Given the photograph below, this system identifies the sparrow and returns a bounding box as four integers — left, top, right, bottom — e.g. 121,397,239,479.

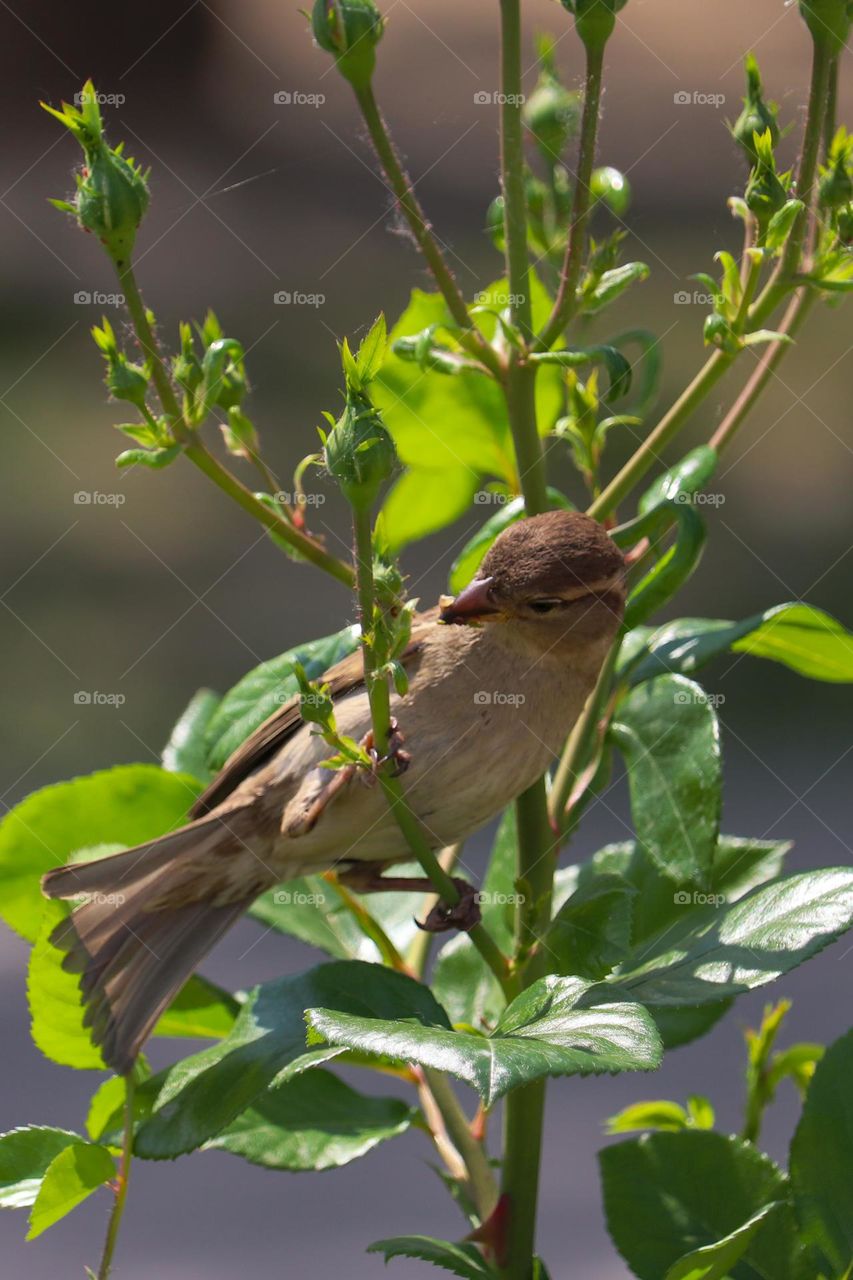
42,510,625,1074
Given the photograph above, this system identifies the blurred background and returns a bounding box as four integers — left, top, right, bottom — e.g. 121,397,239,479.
1,0,851,1275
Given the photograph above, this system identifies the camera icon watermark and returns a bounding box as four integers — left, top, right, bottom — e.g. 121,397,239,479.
474,90,526,106
475,890,526,906
474,290,526,308
473,490,510,505
673,490,726,507
73,290,125,307
75,89,125,107
273,90,325,107
673,889,726,907
73,691,127,707
273,490,326,507
674,290,717,306
73,491,126,506
673,90,726,109
673,689,725,708
474,690,526,707
273,889,326,906
273,290,326,307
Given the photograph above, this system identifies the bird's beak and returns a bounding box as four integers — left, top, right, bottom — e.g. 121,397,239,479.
439,577,500,625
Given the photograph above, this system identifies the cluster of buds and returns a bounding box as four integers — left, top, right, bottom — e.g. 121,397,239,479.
42,80,149,268
744,130,791,230
91,319,179,469
311,0,384,90
322,315,397,512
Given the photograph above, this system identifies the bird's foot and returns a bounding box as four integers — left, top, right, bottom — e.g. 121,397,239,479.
337,867,481,934
359,719,412,784
416,877,481,934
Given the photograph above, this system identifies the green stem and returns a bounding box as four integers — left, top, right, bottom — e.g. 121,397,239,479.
748,35,834,327
710,287,815,453
423,1067,499,1222
96,1074,135,1280
323,872,411,972
117,263,354,587
351,506,514,999
537,42,605,351
499,0,534,344
353,85,503,379
587,350,733,520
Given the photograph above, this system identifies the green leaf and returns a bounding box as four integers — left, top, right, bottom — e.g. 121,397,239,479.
626,603,853,686
609,675,721,884
638,446,718,515
600,1131,800,1280
381,466,478,553
447,489,574,594
606,1099,692,1134
356,313,388,382
732,603,853,682
0,1127,82,1209
205,1069,414,1171
617,868,853,1007
27,1142,115,1240
153,974,239,1040
307,975,662,1108
373,275,563,547
162,688,221,781
86,1078,128,1143
545,877,636,979
0,765,198,942
132,961,443,1159
790,1027,853,1274
624,502,707,629
115,444,181,470
367,1235,495,1278
664,1203,786,1280
583,262,650,313
204,625,360,770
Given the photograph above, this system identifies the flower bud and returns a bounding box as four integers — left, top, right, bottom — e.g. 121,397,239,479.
562,0,628,52
222,406,259,460
798,0,851,53
486,195,505,250
744,130,789,229
731,55,780,162
523,44,580,165
591,166,631,216
819,129,853,210
311,0,384,90
836,203,853,245
43,82,149,267
324,390,397,510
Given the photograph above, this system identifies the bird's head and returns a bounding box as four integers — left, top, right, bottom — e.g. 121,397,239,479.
439,510,625,643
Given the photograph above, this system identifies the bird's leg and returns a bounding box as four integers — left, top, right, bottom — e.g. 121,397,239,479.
337,864,482,933
359,718,412,784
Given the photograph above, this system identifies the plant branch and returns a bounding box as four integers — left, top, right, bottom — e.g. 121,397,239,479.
749,34,834,327
537,42,605,351
350,506,514,999
352,85,503,378
406,843,463,978
710,287,816,453
117,263,354,587
96,1074,135,1280
422,1067,499,1222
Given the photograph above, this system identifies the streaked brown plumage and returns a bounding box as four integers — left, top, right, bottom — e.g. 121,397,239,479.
42,511,625,1073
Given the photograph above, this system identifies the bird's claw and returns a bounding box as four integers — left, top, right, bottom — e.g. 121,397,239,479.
416,877,482,934
360,719,411,784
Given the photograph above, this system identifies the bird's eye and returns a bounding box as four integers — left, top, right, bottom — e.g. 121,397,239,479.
528,598,562,614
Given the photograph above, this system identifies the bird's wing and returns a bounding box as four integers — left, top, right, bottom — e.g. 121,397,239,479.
189,610,436,817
